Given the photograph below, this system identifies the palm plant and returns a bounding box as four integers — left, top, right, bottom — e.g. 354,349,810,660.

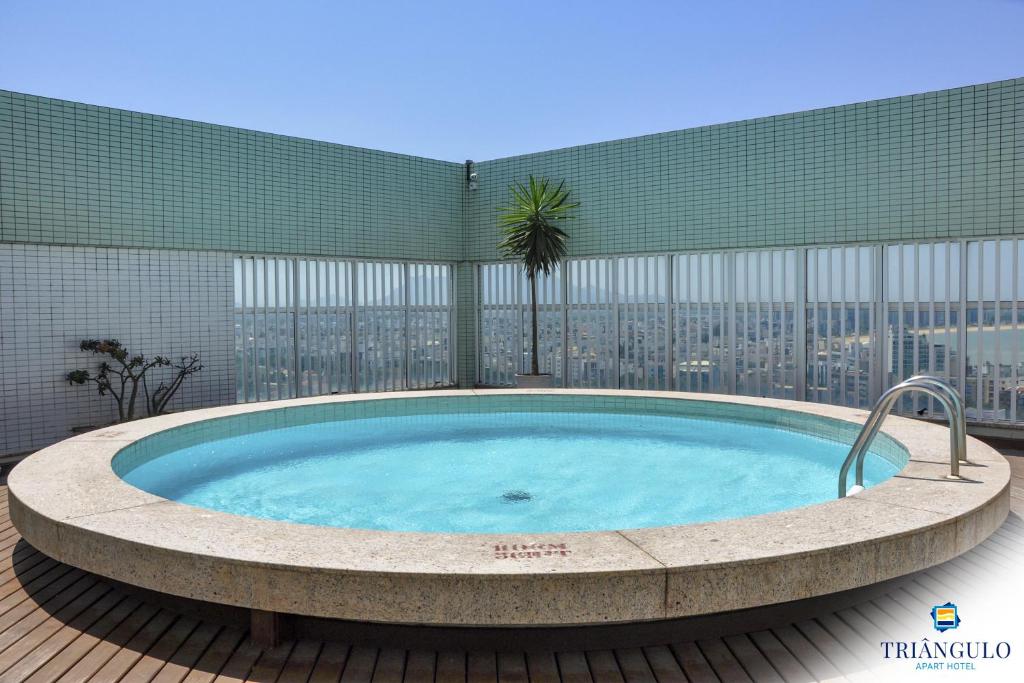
498,176,578,377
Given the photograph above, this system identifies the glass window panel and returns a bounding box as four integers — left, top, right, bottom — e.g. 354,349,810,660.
1018,241,1024,300
983,241,997,301
857,247,873,303
999,240,1014,301
236,257,452,400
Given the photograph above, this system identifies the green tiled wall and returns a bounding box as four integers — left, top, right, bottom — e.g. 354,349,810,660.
0,91,465,261
464,78,1024,261
3,79,1023,392
3,80,1021,263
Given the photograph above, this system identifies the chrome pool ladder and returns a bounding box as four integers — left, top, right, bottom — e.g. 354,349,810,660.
838,375,968,498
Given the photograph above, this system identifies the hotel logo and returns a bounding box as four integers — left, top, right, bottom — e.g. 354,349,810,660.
931,602,961,633
881,601,1012,672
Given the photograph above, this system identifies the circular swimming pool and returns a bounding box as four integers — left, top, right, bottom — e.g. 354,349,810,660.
117,410,900,533
8,389,1010,629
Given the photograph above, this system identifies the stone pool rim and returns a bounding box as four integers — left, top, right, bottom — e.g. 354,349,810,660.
8,389,1011,627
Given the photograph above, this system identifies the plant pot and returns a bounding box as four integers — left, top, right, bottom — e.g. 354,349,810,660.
514,373,554,389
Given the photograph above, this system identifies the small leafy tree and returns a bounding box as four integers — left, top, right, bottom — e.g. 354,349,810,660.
66,340,203,422
498,176,578,375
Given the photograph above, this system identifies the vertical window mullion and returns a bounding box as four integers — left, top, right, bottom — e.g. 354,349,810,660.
839,249,847,406
853,248,861,407
1011,240,1020,424
239,258,248,402
994,242,1003,420
251,257,260,401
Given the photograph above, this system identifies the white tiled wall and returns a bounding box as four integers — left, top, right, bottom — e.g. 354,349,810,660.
0,244,235,455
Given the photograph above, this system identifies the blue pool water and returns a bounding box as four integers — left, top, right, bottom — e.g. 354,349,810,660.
119,412,900,533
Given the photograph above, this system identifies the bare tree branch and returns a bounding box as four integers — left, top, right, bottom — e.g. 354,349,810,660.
67,340,202,422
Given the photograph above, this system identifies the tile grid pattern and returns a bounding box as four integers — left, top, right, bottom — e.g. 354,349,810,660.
464,77,1024,260
0,91,465,260
0,244,235,454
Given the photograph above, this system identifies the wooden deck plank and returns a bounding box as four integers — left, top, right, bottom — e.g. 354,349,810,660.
84,610,178,681
958,533,1022,567
119,616,201,682
583,651,624,683
340,646,379,683
747,630,813,683
0,579,109,661
770,625,848,682
0,590,129,682
884,587,932,620
497,652,529,683
434,651,465,683
0,557,64,604
242,640,295,683
668,642,716,683
0,554,43,590
274,640,323,683
721,634,784,683
524,652,560,683
0,536,24,556
306,641,349,683
0,565,82,622
909,569,971,608
942,548,999,582
0,547,48,585
467,651,497,683
610,648,655,683
833,607,889,658
847,601,905,638
865,594,917,631
915,559,961,594
638,646,685,683
0,539,39,562
370,648,406,683
402,650,435,683
178,628,248,683
22,596,144,683
697,639,752,683
811,615,876,670
894,580,942,613
0,528,21,546
553,652,592,683
0,553,51,593
52,603,162,682
207,638,263,683
150,622,224,683
792,621,873,683
974,533,1023,563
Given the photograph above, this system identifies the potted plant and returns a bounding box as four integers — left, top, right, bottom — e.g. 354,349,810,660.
497,175,578,388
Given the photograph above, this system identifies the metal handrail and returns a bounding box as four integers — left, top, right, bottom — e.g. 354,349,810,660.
838,375,968,498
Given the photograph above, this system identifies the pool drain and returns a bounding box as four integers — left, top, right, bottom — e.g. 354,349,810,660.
501,489,532,503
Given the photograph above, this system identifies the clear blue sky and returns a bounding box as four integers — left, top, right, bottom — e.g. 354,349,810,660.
2,1,1022,162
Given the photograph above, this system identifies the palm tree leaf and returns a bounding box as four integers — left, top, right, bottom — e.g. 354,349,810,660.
496,174,576,275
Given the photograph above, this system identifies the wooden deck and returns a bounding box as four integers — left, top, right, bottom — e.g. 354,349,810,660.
0,453,1020,683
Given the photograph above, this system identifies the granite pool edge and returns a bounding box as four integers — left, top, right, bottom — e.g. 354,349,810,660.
8,389,1011,626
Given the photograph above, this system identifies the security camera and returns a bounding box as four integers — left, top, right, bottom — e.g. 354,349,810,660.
469,172,479,181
